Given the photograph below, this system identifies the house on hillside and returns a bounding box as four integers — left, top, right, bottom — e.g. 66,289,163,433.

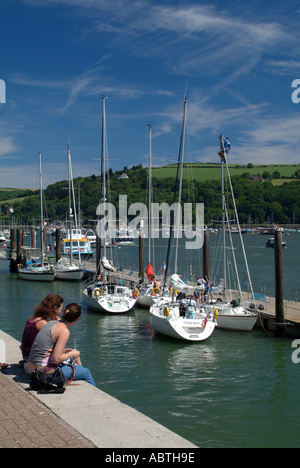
250,175,263,182
118,173,129,180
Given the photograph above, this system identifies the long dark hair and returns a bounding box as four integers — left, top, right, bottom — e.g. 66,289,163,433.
34,294,64,319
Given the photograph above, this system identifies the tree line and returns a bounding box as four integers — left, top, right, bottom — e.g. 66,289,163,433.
4,165,300,226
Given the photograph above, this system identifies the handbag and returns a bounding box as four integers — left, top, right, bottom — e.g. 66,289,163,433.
30,364,71,394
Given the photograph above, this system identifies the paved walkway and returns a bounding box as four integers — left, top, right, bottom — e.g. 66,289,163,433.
0,370,95,448
0,330,197,449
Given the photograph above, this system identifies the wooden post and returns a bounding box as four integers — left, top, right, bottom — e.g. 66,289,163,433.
56,228,61,262
203,229,210,280
16,229,22,265
31,227,35,248
10,228,16,273
274,229,285,337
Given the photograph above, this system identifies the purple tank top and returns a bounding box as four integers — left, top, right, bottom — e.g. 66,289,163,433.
21,318,44,354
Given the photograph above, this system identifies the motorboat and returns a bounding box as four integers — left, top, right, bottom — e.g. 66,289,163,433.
266,237,287,249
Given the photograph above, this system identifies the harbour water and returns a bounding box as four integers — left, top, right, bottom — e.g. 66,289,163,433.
0,231,300,447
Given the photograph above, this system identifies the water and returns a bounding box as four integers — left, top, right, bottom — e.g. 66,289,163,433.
1,232,300,447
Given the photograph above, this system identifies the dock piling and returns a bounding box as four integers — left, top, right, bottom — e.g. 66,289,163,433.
274,229,285,337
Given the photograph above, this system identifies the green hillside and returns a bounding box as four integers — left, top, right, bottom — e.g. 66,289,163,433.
152,163,300,183
1,162,300,226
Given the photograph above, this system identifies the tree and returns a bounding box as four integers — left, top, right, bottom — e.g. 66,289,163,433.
272,171,281,179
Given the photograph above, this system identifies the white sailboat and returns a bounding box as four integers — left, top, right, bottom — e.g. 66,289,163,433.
150,98,217,341
83,96,136,313
54,145,84,281
136,124,165,308
19,152,55,282
202,135,257,332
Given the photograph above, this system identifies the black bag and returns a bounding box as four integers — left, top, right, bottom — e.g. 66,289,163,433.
30,365,68,394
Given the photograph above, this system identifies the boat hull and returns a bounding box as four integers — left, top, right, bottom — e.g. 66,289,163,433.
83,288,136,313
55,269,84,281
149,303,216,341
215,314,258,332
203,304,257,331
19,269,55,282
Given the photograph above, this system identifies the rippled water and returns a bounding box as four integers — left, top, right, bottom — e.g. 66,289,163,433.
1,232,300,447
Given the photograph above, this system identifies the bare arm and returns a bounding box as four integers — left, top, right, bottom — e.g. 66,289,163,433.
51,324,80,363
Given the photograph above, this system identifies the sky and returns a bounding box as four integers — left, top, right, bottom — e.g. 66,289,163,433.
1,0,300,189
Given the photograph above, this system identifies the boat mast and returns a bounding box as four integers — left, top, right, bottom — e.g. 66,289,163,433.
148,123,152,266
219,134,227,294
174,98,187,274
39,152,44,267
163,97,187,292
102,95,107,279
67,144,73,264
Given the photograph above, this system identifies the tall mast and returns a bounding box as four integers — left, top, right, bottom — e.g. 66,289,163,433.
219,134,227,293
67,144,73,263
174,98,187,275
163,97,187,291
148,123,152,265
39,151,44,266
102,95,107,267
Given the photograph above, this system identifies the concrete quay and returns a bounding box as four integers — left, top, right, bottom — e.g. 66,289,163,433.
0,330,197,449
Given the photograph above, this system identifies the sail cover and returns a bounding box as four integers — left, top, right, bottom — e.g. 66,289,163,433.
146,263,154,280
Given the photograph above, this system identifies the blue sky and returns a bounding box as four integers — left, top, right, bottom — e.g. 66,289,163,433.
1,0,300,188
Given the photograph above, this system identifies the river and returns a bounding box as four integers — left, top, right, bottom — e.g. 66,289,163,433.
0,231,299,447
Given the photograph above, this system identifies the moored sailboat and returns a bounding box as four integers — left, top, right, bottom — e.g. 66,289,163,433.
149,98,217,341
19,152,55,282
82,96,136,313
202,135,257,331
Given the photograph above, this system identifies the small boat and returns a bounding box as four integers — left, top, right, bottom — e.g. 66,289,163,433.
83,278,136,313
266,238,287,249
203,303,257,332
19,153,55,282
19,261,55,282
54,258,84,281
150,98,216,342
54,145,85,281
150,299,217,341
82,96,136,313
200,134,257,331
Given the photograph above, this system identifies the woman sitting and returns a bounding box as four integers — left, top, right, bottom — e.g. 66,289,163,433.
20,294,64,373
28,303,96,387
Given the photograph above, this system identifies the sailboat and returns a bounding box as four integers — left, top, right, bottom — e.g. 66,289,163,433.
202,135,257,332
19,152,55,282
149,99,217,341
54,145,84,281
83,96,136,313
136,124,165,308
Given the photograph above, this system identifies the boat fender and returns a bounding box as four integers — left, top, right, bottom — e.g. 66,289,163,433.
214,309,218,320
94,288,103,298
164,306,170,317
132,288,139,299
